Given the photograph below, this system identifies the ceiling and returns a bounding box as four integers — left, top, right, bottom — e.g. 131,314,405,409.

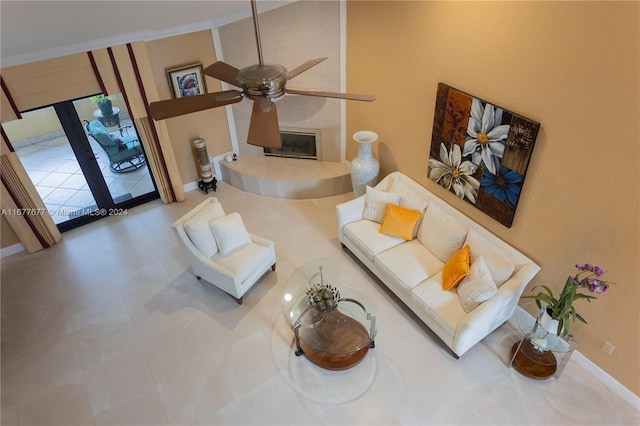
0,1,291,65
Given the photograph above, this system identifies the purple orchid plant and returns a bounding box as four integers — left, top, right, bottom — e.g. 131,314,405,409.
522,263,614,336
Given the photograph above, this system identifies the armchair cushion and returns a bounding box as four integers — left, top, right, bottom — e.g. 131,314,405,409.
183,201,226,258
215,242,273,283
209,212,252,255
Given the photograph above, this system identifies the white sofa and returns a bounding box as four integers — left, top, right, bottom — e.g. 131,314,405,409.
336,172,540,357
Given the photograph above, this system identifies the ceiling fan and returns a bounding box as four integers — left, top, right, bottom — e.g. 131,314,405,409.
149,0,375,149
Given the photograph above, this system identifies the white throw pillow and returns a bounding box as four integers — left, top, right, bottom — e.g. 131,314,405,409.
417,203,467,262
457,256,498,313
183,201,226,258
388,178,429,213
209,212,252,256
464,228,515,286
363,186,402,223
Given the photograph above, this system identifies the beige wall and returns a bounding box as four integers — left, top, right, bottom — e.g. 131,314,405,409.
1,217,20,248
347,1,639,395
2,107,60,141
146,31,233,185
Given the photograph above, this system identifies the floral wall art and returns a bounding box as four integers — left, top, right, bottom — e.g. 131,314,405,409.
428,83,540,227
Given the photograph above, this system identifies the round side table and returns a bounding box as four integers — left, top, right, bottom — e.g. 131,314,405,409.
93,106,121,127
509,305,582,380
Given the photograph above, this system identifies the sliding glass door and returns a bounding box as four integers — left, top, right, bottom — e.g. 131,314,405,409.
1,93,159,231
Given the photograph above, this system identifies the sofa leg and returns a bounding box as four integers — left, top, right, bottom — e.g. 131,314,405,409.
233,296,243,305
271,263,276,272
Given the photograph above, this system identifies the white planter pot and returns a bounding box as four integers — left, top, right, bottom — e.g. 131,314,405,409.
539,310,559,335
350,131,380,197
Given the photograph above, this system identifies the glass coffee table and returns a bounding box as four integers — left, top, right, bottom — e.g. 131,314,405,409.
283,258,377,370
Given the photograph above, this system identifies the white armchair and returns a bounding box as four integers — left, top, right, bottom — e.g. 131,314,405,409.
172,198,276,304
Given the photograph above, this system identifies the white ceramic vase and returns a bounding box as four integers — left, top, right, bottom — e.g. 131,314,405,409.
350,131,380,197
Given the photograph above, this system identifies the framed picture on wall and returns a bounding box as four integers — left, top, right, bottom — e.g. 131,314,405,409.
428,83,540,228
166,63,207,98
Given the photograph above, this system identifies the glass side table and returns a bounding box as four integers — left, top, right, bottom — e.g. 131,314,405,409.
283,258,377,370
509,304,582,380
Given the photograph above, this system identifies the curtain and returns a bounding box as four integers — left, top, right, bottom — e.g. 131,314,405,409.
1,53,101,115
90,43,185,203
1,139,61,253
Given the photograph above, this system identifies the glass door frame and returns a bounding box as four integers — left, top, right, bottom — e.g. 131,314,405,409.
5,96,160,232
57,97,160,231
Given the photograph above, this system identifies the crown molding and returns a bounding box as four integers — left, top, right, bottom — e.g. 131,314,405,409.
1,30,151,68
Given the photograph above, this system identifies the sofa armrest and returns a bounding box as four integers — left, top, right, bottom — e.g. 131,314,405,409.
336,195,366,242
452,263,540,356
492,263,540,318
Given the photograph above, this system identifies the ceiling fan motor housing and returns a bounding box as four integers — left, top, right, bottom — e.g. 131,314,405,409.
238,64,288,101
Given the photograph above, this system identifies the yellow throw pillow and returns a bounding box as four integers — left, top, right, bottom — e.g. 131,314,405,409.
378,203,423,241
442,245,470,291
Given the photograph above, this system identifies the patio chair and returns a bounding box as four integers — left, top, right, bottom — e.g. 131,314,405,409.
84,120,146,173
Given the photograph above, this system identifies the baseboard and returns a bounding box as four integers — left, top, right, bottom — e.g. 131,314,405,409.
0,243,25,258
183,181,199,193
511,306,639,409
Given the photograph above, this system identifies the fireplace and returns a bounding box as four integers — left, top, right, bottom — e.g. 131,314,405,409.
263,128,320,160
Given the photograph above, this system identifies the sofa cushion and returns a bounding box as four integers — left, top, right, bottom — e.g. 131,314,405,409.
418,203,468,262
388,178,430,213
214,243,272,283
464,228,515,286
343,220,405,261
364,186,402,223
457,256,498,313
411,273,467,337
374,240,445,291
183,200,226,258
209,212,252,256
442,245,470,291
379,203,423,241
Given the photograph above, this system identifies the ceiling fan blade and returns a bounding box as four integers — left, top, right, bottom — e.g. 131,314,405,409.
285,88,375,102
203,61,241,87
247,98,281,148
149,90,242,120
214,90,244,102
287,57,328,80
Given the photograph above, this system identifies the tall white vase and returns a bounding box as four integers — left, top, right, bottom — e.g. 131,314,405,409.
350,131,380,197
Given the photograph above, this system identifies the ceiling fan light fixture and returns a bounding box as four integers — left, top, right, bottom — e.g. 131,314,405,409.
238,64,288,101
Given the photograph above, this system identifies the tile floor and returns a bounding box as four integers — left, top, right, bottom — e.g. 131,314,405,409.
12,121,155,224
1,182,639,425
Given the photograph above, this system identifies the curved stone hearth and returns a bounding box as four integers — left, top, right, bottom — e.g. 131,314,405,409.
220,156,353,199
